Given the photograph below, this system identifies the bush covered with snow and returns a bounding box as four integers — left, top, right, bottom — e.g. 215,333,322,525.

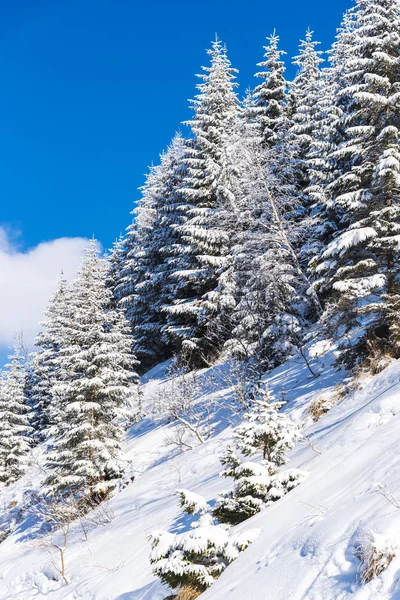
355,528,397,585
149,490,259,596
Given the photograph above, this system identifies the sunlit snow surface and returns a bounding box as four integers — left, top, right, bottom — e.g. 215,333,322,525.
1,347,400,599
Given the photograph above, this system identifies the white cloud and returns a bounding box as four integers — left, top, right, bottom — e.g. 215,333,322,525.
0,229,93,352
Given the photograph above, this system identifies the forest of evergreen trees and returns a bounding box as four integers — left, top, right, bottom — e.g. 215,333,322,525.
0,0,399,504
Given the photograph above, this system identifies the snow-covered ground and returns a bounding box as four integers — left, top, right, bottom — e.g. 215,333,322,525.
2,344,400,599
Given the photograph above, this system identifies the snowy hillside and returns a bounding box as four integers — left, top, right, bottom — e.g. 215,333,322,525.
2,343,400,599
1,0,400,598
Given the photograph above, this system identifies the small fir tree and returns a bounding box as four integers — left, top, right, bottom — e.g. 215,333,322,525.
213,384,305,524
149,489,258,597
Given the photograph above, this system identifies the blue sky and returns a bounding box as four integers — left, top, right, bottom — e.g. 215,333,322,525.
0,0,351,361
1,0,350,252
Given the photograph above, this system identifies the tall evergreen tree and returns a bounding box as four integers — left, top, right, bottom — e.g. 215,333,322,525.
315,0,400,364
305,69,342,238
286,30,325,226
107,235,127,310
251,32,290,149
31,274,72,437
0,348,31,485
115,134,187,371
45,241,140,497
164,38,240,365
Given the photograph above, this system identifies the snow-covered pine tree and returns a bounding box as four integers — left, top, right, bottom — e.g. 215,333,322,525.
306,11,358,282
284,30,326,265
251,31,290,149
213,384,305,524
113,220,148,365
0,348,31,486
287,29,324,168
127,135,187,370
31,273,72,438
329,7,358,97
149,489,258,597
107,235,127,310
111,134,188,372
164,37,240,366
244,34,295,226
234,385,301,463
304,67,342,260
315,0,400,366
45,241,140,498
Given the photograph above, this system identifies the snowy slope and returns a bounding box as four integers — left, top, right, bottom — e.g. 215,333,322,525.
204,361,400,600
1,346,400,599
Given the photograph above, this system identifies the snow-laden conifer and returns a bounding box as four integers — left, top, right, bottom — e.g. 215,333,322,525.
107,235,127,310
164,38,240,366
214,385,305,524
285,30,325,265
149,489,258,596
45,241,140,498
315,0,400,364
113,134,187,371
0,348,31,485
31,274,72,437
251,32,290,149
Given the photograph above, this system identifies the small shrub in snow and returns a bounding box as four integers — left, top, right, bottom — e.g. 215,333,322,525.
29,494,84,585
149,490,258,597
175,583,201,600
153,369,214,449
216,358,262,411
214,385,305,524
355,529,396,585
165,584,202,600
308,392,338,422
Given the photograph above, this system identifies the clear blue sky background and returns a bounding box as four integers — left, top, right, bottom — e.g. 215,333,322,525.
0,0,351,252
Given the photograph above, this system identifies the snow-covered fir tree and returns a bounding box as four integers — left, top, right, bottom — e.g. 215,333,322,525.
285,30,325,264
213,384,305,524
107,235,127,310
115,134,187,371
315,0,400,366
245,33,295,226
304,67,342,259
149,489,258,596
329,7,358,97
251,31,290,150
164,37,240,366
306,12,358,281
31,273,72,438
45,241,140,498
234,385,300,463
288,29,325,166
0,348,31,486
113,220,148,368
